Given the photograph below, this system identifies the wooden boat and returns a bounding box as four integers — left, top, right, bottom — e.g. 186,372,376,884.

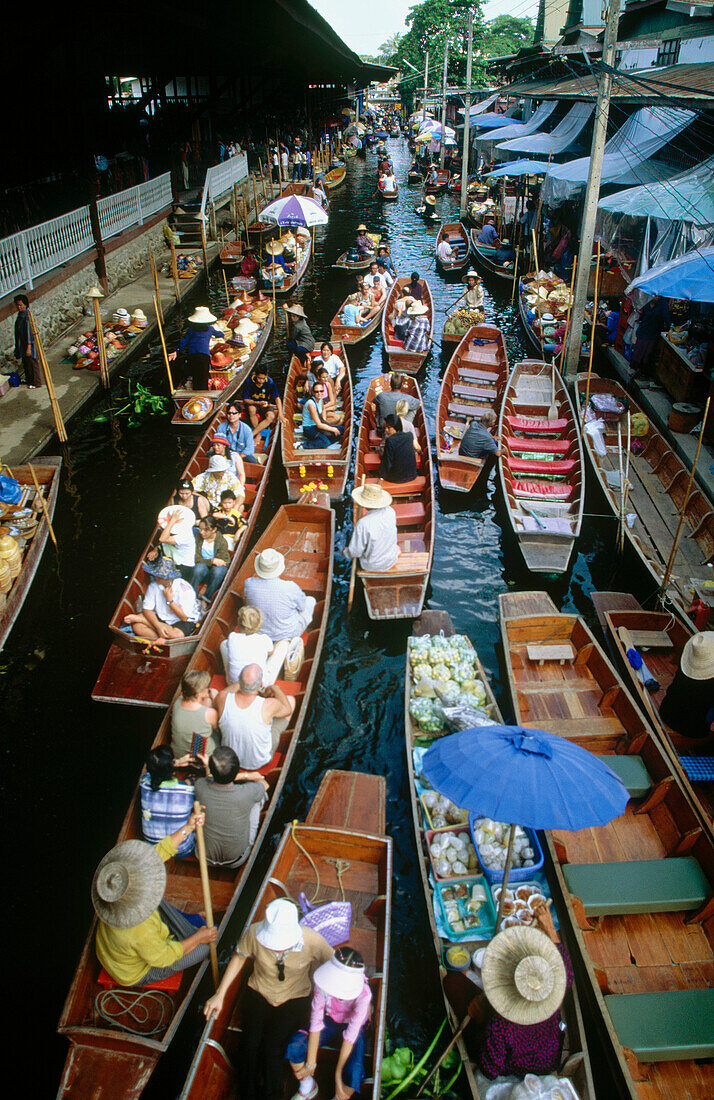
170,295,274,426
382,276,434,374
352,375,434,619
280,182,315,199
330,276,392,345
270,229,312,297
407,167,424,184
180,769,391,1099
577,374,714,614
436,222,470,274
324,164,346,191
470,229,515,285
498,360,584,574
0,456,61,651
378,180,399,201
500,590,714,1100
92,415,279,708
58,503,334,1099
333,234,382,271
436,325,508,493
517,278,549,355
424,169,449,195
281,347,353,501
218,241,244,267
406,609,595,1100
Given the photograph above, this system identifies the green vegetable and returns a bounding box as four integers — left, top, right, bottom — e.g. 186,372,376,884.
393,1047,413,1068
384,1019,447,1099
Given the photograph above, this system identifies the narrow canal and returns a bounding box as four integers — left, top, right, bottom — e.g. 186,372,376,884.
5,137,658,1094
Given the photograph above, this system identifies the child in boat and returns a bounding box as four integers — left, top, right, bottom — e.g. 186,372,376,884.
212,489,245,552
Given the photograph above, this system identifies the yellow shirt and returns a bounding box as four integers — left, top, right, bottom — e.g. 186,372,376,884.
95,836,183,986
238,923,333,1007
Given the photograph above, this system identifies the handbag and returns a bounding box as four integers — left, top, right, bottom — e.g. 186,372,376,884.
298,891,352,947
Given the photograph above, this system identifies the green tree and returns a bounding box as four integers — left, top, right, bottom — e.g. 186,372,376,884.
393,0,488,101
480,15,534,59
379,32,404,61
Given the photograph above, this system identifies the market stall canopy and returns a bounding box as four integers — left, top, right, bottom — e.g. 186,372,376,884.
597,155,714,226
542,107,696,206
458,93,499,117
626,246,714,302
474,101,557,146
486,159,552,178
469,103,522,129
497,102,594,156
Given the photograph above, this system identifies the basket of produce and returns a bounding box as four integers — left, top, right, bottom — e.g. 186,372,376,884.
469,815,544,884
426,826,480,881
443,308,484,336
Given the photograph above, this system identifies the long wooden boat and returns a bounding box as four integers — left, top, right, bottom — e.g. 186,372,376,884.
170,295,274,426
270,229,312,297
436,325,508,493
382,276,434,374
406,609,595,1100
0,456,61,651
180,769,391,1099
577,374,714,614
500,590,714,1100
424,169,449,195
280,182,315,199
323,165,346,191
436,222,470,274
407,167,424,184
378,180,399,201
218,241,244,267
353,375,434,619
517,279,549,355
498,360,584,574
58,503,334,1099
281,347,353,501
91,415,279,708
332,234,382,271
330,285,389,345
470,230,515,284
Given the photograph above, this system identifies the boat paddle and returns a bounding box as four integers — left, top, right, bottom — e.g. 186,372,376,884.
347,475,365,613
193,799,220,989
416,995,483,1096
618,626,660,692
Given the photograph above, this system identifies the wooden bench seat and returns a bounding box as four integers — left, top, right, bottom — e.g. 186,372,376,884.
453,383,496,402
563,857,709,916
366,476,427,495
526,716,625,737
597,754,652,799
364,453,381,471
392,501,427,524
458,366,500,383
604,989,714,1062
360,550,430,576
449,400,493,418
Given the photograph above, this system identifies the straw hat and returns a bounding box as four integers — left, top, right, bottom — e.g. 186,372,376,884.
92,840,166,929
425,196,436,206
283,303,307,319
255,899,302,951
462,270,482,284
484,198,496,207
265,240,285,255
681,632,714,680
254,548,286,579
131,309,147,324
188,306,217,324
481,926,567,1026
356,224,368,231
235,317,259,337
314,954,365,1000
352,482,392,509
408,302,428,316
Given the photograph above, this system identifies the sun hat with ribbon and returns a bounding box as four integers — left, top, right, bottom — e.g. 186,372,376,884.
352,482,392,509
681,632,714,680
462,270,482,284
313,951,365,1001
142,556,181,581
254,548,286,579
188,306,217,325
408,302,429,316
255,898,303,951
207,455,232,474
92,840,167,929
481,925,567,1026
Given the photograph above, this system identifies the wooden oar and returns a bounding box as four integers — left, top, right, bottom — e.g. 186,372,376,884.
28,462,57,550
416,996,483,1096
347,474,365,613
658,396,711,606
193,800,219,989
547,366,557,421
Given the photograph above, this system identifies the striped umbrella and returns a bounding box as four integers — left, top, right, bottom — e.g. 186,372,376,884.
259,194,328,229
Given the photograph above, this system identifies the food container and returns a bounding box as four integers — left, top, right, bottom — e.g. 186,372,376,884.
426,826,479,881
491,882,559,930
469,814,544,884
669,402,701,434
419,791,468,831
443,943,471,970
436,875,497,943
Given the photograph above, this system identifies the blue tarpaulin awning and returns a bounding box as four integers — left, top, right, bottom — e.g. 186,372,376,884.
626,246,714,301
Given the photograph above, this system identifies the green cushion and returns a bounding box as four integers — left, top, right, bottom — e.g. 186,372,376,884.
563,858,709,916
597,754,652,799
604,989,714,1062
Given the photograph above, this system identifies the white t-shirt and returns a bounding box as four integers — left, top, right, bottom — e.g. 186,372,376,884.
142,578,199,625
224,631,272,684
320,354,344,380
163,525,196,568
281,151,288,167
437,239,455,262
363,273,389,292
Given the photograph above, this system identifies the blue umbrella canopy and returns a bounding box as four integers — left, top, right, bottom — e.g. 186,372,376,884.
422,725,629,832
626,246,714,303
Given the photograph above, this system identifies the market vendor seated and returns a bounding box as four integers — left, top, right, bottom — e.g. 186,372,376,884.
376,245,395,275
476,217,500,249
92,812,217,988
343,482,399,573
238,248,259,278
460,270,484,312
659,631,714,741
241,367,283,440
355,224,375,257
124,557,201,641
302,381,344,448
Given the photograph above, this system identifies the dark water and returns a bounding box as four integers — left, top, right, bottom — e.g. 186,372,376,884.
6,139,658,1094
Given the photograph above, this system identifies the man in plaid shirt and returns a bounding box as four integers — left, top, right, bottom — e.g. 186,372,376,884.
403,301,430,354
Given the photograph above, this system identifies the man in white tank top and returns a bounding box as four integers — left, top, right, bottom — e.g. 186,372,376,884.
216,664,295,770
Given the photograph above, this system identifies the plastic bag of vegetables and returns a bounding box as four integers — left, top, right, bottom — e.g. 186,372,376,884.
438,702,495,731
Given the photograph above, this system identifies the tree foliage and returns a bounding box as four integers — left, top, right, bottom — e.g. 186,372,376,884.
479,15,535,59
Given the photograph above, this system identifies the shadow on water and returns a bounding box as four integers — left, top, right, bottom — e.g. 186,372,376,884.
5,137,644,1093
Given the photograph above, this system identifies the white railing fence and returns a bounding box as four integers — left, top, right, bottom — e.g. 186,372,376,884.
0,172,173,298
200,154,249,221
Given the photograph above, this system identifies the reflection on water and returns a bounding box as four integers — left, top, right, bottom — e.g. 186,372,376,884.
5,137,659,1094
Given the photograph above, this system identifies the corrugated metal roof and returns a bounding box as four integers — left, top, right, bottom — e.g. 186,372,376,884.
502,61,714,104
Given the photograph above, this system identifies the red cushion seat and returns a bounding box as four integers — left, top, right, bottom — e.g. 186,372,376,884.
505,437,571,456
511,480,575,500
505,416,568,435
506,457,576,477
97,968,182,992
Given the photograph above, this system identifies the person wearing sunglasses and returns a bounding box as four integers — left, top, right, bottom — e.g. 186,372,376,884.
203,898,332,1100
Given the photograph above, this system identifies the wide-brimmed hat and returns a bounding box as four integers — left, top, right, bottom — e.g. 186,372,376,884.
255,548,286,579
235,318,259,337
265,240,284,255
131,309,147,322
484,198,496,207
352,482,392,509
425,195,436,205
314,954,365,1000
462,270,482,284
408,302,428,316
255,898,302,951
157,504,196,534
681,632,714,680
283,303,307,319
482,926,567,1026
92,840,166,929
541,313,555,323
188,306,217,324
142,556,181,581
356,223,368,231
207,454,232,474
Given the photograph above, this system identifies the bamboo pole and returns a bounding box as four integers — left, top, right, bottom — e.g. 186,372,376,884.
27,313,67,443
233,182,240,236
511,247,520,304
559,254,578,368
153,293,174,393
222,268,230,307
92,296,110,390
658,396,711,605
241,182,249,237
168,237,181,303
618,411,632,554
200,220,210,282
252,173,260,227
28,461,58,549
580,243,601,428
149,251,163,324
193,800,219,989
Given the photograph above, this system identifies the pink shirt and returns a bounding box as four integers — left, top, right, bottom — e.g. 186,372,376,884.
309,979,372,1044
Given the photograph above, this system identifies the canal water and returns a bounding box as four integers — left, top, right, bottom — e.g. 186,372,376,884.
6,138,659,1094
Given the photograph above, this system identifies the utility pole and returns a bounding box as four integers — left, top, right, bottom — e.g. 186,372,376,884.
422,51,429,124
564,0,622,379
460,13,473,217
439,43,449,168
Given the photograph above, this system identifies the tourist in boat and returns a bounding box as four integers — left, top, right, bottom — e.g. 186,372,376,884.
123,557,201,641
392,294,415,343
395,399,421,454
459,412,501,459
308,367,341,422
341,293,370,328
363,280,387,321
92,812,217,987
287,947,372,1100
220,605,290,687
192,454,245,510
284,302,316,365
313,177,328,209
211,432,246,484
194,746,268,867
380,414,418,483
476,217,500,249
404,301,431,354
406,271,424,301
317,341,347,388
153,505,199,580
302,382,344,449
216,663,295,770
355,224,375,258
212,489,245,551
436,236,455,265
493,238,516,267
139,746,197,855
381,169,397,194
244,547,317,642
191,516,231,603
659,631,714,740
374,372,418,426
170,670,220,759
426,165,439,187
343,482,399,572
203,898,333,1100
241,367,283,440
363,260,387,292
216,401,258,465
377,245,395,275
168,307,223,391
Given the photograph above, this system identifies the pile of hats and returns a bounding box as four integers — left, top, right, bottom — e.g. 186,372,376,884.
0,530,22,593
66,306,150,371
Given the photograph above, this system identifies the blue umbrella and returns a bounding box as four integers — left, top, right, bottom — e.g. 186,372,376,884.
626,246,714,303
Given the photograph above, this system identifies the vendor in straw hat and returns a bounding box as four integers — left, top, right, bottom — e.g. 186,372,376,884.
92,814,217,987
459,270,484,312
343,482,399,573
355,224,375,257
284,301,316,366
203,898,333,1100
660,631,714,741
244,548,317,643
261,240,290,290
169,306,223,390
476,215,501,250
